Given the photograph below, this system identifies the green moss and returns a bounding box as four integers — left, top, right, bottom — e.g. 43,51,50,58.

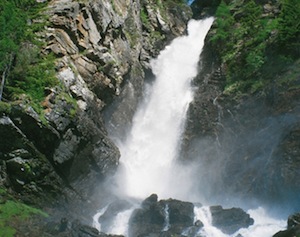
56,92,78,118
278,59,300,88
0,187,48,237
0,101,11,115
140,8,151,30
1,1,59,124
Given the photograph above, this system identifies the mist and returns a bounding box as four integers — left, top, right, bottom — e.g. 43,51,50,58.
183,98,300,216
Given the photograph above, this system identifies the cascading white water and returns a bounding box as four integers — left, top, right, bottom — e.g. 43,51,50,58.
93,17,286,237
93,17,214,235
115,17,215,200
193,206,286,237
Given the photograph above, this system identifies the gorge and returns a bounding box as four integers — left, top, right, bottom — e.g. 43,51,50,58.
0,0,299,236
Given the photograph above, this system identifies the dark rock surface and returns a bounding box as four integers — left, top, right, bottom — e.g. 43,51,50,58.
98,199,133,233
127,195,253,237
129,194,195,237
0,0,192,222
42,217,124,237
273,212,300,237
181,1,300,209
210,205,254,234
190,0,221,18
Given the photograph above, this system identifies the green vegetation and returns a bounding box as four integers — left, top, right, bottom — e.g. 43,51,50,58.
164,0,186,7
0,187,48,237
0,101,11,115
56,92,78,117
0,0,58,117
277,0,300,57
210,0,300,94
140,8,151,30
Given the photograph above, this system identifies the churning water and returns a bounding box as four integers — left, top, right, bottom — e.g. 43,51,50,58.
93,18,286,237
115,18,215,201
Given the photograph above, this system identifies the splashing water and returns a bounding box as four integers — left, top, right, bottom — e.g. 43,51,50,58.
93,17,286,237
115,17,215,201
193,206,286,237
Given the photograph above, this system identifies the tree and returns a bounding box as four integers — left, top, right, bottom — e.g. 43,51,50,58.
0,1,26,100
277,0,300,57
210,1,234,52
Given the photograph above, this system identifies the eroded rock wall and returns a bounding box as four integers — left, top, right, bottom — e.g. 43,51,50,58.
0,0,192,212
182,1,300,210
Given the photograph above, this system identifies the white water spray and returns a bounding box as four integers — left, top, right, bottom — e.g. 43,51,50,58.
115,17,214,200
193,206,286,237
93,17,286,237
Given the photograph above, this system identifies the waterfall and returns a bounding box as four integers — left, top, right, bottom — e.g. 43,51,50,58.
163,204,170,231
114,17,215,200
93,17,286,237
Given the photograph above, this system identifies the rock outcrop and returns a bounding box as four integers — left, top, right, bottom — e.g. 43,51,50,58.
128,194,195,236
210,205,254,235
273,212,300,237
182,0,300,210
0,0,192,220
127,194,253,237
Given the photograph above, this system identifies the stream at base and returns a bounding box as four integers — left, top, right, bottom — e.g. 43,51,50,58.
93,18,286,237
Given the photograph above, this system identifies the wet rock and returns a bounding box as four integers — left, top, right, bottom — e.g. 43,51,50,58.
190,0,220,18
99,199,132,233
182,5,300,208
160,198,194,231
288,213,300,228
141,193,158,209
273,212,300,237
210,205,254,234
129,195,195,237
273,226,300,237
44,218,124,237
129,195,165,237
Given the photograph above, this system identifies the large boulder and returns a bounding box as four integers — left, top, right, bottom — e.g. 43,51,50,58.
43,217,124,237
98,199,133,233
210,205,254,234
0,115,64,206
273,212,300,237
128,194,195,237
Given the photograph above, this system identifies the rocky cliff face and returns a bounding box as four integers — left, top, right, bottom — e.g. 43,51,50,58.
0,0,191,216
182,0,300,211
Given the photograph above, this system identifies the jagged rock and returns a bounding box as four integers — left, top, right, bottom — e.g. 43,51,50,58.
1,0,194,231
129,194,165,237
44,218,124,237
99,199,133,233
0,116,29,155
182,0,300,209
288,213,300,229
129,195,195,237
160,199,194,231
273,212,300,237
210,205,254,234
273,226,300,237
0,115,64,205
10,104,60,156
190,0,220,18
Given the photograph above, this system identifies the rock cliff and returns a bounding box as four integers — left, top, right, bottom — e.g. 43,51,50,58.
182,0,300,211
1,0,300,235
0,0,191,220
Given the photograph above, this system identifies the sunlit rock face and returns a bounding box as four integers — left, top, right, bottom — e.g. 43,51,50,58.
42,0,191,197
0,0,192,215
